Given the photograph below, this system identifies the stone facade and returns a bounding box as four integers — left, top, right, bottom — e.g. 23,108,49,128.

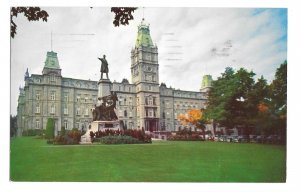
16,19,212,136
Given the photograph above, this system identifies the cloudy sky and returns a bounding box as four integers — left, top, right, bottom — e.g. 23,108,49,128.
10,7,287,115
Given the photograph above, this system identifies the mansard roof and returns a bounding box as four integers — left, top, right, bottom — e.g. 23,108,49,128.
135,19,154,48
44,51,60,69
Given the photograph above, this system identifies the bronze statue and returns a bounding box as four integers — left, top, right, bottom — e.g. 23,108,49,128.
92,91,118,121
98,55,109,79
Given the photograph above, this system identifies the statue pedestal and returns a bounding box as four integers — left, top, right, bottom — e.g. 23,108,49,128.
80,120,123,144
90,120,122,131
98,79,112,99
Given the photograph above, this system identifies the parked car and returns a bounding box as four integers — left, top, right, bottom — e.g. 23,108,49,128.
238,135,250,143
232,136,239,143
249,135,257,143
255,135,266,143
266,135,282,144
226,135,236,142
218,135,226,142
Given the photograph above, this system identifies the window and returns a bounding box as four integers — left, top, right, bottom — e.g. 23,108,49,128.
148,97,153,105
64,121,68,129
124,98,127,105
85,108,89,116
76,107,81,115
76,96,80,102
50,104,55,114
64,105,68,115
50,75,56,82
84,97,88,103
148,85,152,91
129,111,132,117
35,104,40,113
129,87,131,92
35,93,40,100
148,108,153,117
35,120,40,129
162,112,165,119
124,110,127,117
50,91,55,100
64,94,69,102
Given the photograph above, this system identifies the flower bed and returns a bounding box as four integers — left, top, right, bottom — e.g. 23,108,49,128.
90,129,152,144
93,135,142,144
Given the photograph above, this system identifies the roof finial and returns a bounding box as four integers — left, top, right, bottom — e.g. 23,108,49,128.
142,7,145,20
51,31,53,51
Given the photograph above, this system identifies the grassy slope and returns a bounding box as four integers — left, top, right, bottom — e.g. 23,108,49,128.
10,137,286,182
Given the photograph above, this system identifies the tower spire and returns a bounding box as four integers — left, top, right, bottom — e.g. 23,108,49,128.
51,31,53,51
142,7,145,19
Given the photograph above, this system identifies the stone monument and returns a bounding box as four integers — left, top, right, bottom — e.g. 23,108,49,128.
80,55,122,144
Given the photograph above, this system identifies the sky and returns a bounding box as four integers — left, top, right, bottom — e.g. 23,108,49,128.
10,7,287,115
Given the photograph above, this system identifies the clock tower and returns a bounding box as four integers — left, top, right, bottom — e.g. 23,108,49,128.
131,19,160,132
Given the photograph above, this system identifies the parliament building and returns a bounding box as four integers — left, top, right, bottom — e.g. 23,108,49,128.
17,19,213,136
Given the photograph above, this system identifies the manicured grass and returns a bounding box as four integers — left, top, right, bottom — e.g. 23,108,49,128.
10,137,286,182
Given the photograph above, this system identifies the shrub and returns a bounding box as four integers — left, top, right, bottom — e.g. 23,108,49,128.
60,126,66,136
45,118,55,140
94,135,142,144
52,129,82,145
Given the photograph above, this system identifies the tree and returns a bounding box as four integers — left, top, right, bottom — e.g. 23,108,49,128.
45,118,55,140
269,61,287,140
111,7,138,27
205,67,258,135
10,115,18,137
177,109,206,140
11,7,49,38
11,7,138,38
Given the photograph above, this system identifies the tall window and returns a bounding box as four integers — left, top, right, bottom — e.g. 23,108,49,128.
35,104,40,113
76,107,81,115
35,92,40,100
35,119,40,129
84,97,88,103
64,94,69,102
124,110,127,117
148,97,153,105
76,96,80,102
50,91,55,100
85,108,89,116
64,121,68,130
64,105,68,115
50,75,56,82
148,108,153,117
50,104,55,114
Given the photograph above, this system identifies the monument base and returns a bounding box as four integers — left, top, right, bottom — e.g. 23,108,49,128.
79,120,122,144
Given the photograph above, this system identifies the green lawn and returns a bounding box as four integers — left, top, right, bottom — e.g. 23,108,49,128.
10,137,286,182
